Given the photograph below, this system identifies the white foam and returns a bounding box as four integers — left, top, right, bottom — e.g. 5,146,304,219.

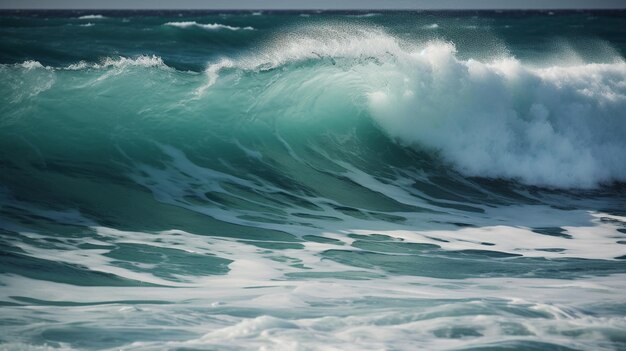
164,21,254,31
64,61,89,70
78,14,104,19
9,56,170,72
55,56,170,72
196,58,234,96
2,199,625,348
348,219,625,260
19,60,46,70
3,271,625,350
96,55,168,69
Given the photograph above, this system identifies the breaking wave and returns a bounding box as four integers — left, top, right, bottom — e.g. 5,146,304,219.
198,27,626,188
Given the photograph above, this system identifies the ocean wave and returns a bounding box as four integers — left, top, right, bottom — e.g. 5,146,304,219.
4,27,625,189
164,21,255,31
198,27,626,188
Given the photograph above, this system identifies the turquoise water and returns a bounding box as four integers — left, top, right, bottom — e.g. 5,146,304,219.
1,10,626,350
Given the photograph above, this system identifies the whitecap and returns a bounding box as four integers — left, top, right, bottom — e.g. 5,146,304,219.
78,14,105,19
20,60,46,70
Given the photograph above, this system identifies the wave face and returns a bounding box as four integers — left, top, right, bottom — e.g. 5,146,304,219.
1,10,626,351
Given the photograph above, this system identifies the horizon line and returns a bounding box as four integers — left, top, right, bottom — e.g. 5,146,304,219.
2,7,625,11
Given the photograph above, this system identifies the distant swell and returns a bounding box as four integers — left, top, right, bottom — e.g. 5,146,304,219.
164,21,255,31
